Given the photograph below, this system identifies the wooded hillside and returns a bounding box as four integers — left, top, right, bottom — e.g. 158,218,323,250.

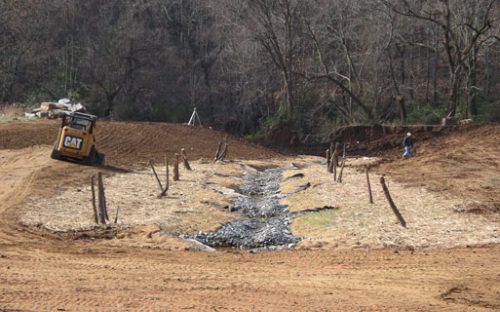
1,0,499,140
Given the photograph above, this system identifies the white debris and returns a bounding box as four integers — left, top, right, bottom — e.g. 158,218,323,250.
27,99,87,119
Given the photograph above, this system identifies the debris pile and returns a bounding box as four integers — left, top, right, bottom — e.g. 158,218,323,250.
183,168,300,248
25,98,86,119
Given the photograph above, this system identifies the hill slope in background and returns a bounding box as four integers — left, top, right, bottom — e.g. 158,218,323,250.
0,120,279,167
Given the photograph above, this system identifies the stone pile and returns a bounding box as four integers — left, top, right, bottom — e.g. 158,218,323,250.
183,168,300,248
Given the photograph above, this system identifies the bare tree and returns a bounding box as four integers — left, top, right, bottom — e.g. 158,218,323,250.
382,0,499,117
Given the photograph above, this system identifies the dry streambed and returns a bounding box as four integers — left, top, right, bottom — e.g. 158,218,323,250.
20,156,499,250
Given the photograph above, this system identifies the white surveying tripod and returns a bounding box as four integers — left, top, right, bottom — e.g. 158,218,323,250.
187,107,202,126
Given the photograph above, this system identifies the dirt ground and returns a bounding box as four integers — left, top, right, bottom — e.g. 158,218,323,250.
0,120,499,311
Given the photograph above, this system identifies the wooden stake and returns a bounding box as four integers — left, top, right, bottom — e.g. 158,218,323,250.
97,172,107,224
91,176,98,224
214,141,222,162
333,157,337,181
366,167,373,204
181,148,192,170
149,160,164,192
337,158,346,183
164,155,169,192
150,156,169,197
326,149,331,172
329,142,339,174
159,156,169,197
114,206,119,224
380,175,407,228
173,154,180,181
219,142,228,161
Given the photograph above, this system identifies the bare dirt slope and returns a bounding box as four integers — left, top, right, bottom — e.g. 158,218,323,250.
378,124,500,215
0,120,499,311
0,120,278,166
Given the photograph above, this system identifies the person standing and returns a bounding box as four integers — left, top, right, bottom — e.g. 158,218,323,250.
403,132,414,158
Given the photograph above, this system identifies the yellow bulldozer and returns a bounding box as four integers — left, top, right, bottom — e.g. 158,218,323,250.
50,112,105,165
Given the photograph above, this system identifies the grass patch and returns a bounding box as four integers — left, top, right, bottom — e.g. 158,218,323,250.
292,209,337,231
489,176,500,186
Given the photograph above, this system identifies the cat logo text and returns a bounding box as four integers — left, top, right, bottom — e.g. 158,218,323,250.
63,135,83,150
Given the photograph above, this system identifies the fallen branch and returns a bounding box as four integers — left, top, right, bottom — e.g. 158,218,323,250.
288,182,311,194
380,175,407,228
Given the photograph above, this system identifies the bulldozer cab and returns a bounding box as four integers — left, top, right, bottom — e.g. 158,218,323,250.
51,112,104,165
63,112,96,132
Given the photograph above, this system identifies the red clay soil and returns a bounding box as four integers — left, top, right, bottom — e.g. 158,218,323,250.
0,120,280,167
0,120,499,311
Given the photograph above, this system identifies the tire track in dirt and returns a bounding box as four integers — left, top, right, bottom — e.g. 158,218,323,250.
0,245,498,311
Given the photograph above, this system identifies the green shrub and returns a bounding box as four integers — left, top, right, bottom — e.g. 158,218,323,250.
407,103,447,124
473,99,500,122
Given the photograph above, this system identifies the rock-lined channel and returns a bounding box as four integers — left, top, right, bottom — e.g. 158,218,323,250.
183,168,300,249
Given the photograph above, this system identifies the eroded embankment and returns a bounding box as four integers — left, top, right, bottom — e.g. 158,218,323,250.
183,168,300,248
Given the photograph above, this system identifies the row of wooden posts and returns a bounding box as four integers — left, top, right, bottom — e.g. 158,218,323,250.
326,143,407,228
90,138,230,225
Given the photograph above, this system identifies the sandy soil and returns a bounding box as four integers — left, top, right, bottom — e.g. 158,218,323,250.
0,120,499,311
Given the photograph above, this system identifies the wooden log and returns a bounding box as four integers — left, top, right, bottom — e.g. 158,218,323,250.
173,154,180,181
380,175,407,228
91,175,99,224
366,167,373,204
181,148,192,170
